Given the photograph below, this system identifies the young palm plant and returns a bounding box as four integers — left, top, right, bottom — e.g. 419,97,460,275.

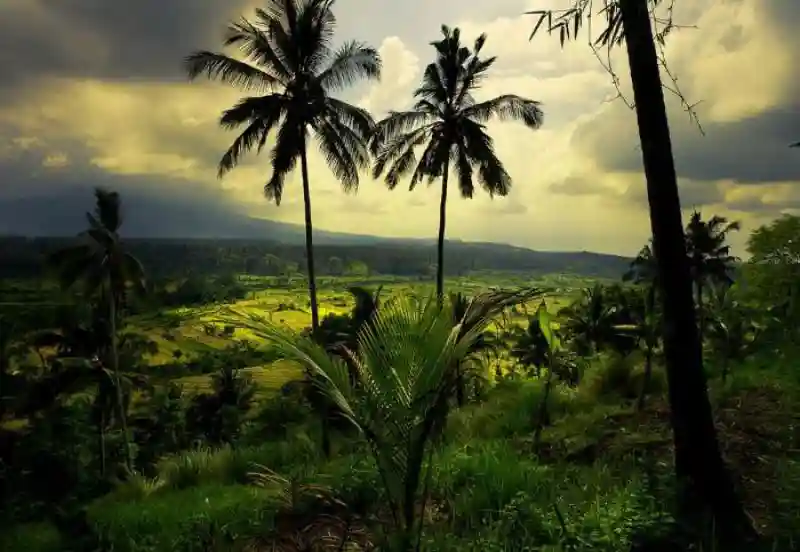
184,0,382,330
220,287,539,551
47,188,145,472
369,25,543,302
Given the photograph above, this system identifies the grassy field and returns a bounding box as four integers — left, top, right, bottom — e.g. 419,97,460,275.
130,274,585,395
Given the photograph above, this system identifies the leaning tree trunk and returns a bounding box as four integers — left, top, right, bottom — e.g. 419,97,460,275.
108,286,132,472
435,162,450,304
619,0,755,540
299,135,320,331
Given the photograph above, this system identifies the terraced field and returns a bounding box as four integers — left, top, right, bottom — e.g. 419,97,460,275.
128,275,586,396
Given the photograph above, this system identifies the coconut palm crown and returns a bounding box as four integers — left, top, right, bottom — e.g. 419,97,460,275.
369,25,543,300
183,0,382,329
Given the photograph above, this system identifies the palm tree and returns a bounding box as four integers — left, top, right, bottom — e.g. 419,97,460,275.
624,240,660,313
685,211,740,344
706,286,759,384
19,355,147,476
222,288,538,551
184,0,382,330
370,26,543,301
614,286,662,411
559,284,619,355
529,0,755,538
509,313,550,377
48,188,145,472
448,291,513,406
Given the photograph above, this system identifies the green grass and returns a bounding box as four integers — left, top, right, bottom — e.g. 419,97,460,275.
78,344,800,551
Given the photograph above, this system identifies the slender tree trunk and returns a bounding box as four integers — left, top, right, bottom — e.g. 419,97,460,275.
721,355,729,384
99,412,107,477
533,356,554,449
299,135,328,457
696,281,705,346
108,287,132,472
619,0,755,540
435,163,450,304
299,136,320,331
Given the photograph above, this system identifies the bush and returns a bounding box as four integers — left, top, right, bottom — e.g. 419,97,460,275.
88,484,279,552
580,353,665,402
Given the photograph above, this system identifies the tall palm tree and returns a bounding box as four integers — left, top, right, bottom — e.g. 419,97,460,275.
684,211,740,344
370,26,543,301
48,188,145,472
529,0,755,538
184,0,382,330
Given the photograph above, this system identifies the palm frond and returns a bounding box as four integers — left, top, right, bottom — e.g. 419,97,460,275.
311,113,368,192
369,110,434,154
324,98,375,141
318,40,382,92
184,51,283,91
224,18,293,81
462,94,544,128
264,112,305,205
214,289,525,530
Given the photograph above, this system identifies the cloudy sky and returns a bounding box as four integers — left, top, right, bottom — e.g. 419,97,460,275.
0,0,797,256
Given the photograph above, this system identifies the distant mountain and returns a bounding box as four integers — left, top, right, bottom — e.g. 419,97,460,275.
0,191,632,279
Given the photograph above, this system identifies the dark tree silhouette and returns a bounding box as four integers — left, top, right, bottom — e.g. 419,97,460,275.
685,211,740,344
529,0,755,539
184,0,382,330
370,25,543,301
47,188,145,472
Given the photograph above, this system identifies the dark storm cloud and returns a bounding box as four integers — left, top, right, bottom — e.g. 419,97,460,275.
571,0,800,188
621,178,726,209
0,144,277,238
0,0,252,93
586,101,800,184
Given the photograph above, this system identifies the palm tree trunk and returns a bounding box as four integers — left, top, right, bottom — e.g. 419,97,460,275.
637,345,653,412
299,135,320,331
108,288,132,473
435,163,450,304
619,0,755,540
696,281,705,346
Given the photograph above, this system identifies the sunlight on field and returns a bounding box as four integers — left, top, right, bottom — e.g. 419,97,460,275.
175,360,302,396
126,277,581,397
135,282,576,363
